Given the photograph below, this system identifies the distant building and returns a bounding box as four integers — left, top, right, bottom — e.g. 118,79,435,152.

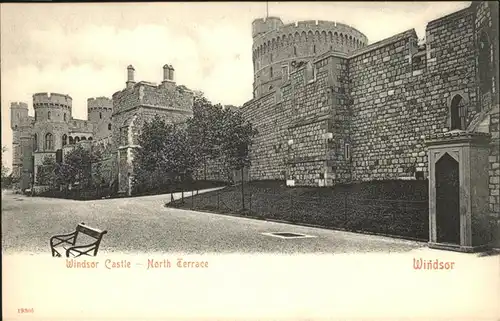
11,64,194,195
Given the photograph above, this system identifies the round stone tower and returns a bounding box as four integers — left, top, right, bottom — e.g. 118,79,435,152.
251,17,369,98
87,96,113,140
32,93,72,152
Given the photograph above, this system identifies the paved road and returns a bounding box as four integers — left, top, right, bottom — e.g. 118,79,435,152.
3,190,499,320
2,189,424,254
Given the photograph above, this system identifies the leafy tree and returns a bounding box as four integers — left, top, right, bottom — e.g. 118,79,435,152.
56,145,102,190
219,107,257,171
1,146,11,188
1,146,9,180
36,156,58,188
133,118,197,194
186,95,225,179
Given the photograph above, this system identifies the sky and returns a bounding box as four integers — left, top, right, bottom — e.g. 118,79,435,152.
1,1,471,172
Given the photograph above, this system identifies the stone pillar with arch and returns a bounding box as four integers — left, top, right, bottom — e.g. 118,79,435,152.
425,131,492,252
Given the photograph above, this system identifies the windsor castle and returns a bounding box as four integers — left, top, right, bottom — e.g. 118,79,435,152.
10,2,499,230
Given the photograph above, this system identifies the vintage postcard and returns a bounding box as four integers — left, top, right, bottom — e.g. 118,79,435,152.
1,1,499,320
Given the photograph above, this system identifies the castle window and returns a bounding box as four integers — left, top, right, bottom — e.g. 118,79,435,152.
35,111,37,121
64,113,66,121
33,134,37,151
108,123,111,130
47,111,51,120
450,94,466,130
62,134,67,146
69,136,74,144
81,136,86,141
478,31,492,94
44,133,54,151
345,143,351,161
313,45,316,54
88,137,93,141
99,112,102,119
75,137,80,143
270,66,273,78
294,46,297,56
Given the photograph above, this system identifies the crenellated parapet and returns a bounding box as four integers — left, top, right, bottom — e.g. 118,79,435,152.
33,92,72,123
33,92,72,109
251,17,368,99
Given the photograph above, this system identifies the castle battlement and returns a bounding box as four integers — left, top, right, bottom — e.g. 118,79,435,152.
33,92,72,108
251,16,369,99
87,97,113,111
252,18,368,48
10,102,29,109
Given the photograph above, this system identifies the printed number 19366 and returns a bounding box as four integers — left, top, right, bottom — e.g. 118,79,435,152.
18,308,34,314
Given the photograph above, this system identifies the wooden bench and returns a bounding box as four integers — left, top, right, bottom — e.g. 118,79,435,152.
50,222,107,258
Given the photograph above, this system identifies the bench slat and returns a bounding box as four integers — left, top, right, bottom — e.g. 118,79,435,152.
76,223,107,239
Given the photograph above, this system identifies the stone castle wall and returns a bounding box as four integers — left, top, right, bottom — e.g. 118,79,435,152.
350,7,478,181
243,3,499,215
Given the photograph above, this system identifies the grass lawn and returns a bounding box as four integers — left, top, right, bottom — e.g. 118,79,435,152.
168,180,429,241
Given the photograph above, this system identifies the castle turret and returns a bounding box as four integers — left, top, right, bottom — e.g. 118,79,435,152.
10,102,30,179
87,97,113,140
32,92,72,123
126,65,136,89
10,102,29,130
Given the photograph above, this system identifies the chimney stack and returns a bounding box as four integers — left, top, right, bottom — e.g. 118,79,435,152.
126,65,136,89
162,64,175,89
169,65,175,82
163,64,170,81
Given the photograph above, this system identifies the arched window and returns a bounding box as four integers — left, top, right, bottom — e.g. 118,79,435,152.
99,112,102,119
35,111,37,121
75,137,80,143
450,95,467,130
33,134,37,151
69,136,74,145
88,137,93,141
294,46,297,56
48,111,51,120
44,133,54,150
313,44,316,54
478,31,492,93
108,123,111,130
62,134,67,146
81,136,87,141
64,113,67,121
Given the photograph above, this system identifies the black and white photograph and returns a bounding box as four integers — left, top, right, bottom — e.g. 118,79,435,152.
1,1,499,320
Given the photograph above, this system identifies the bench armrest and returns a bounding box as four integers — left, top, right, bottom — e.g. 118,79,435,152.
65,241,100,258
50,231,77,246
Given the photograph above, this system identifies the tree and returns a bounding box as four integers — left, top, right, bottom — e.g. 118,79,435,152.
219,108,257,171
1,146,9,180
1,146,11,188
56,145,101,190
133,118,198,194
186,95,225,179
36,156,58,188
